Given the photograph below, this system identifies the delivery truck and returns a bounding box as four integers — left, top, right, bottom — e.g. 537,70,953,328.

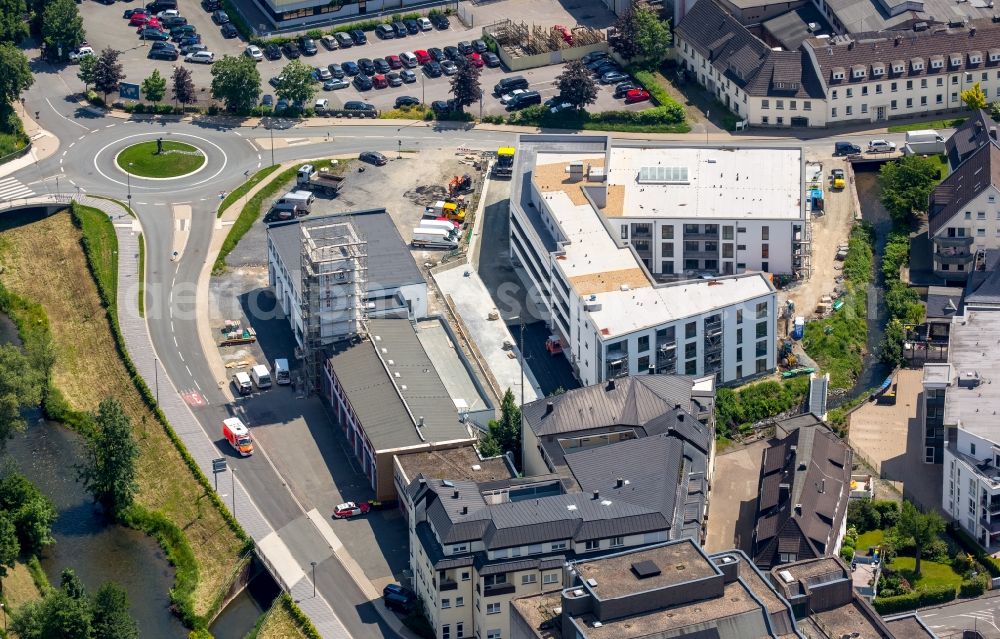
251,364,271,389
411,228,458,249
222,417,253,456
296,164,346,196
274,358,290,385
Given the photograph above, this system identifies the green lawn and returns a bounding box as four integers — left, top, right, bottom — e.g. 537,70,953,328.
117,141,205,178
929,154,950,186
72,204,118,304
889,556,963,591
856,529,885,552
888,117,967,133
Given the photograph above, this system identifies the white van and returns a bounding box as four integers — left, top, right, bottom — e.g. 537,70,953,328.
419,220,459,237
232,371,252,396
251,364,272,389
273,190,315,215
274,358,291,385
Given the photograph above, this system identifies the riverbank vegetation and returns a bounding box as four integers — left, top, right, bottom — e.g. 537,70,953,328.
0,208,247,630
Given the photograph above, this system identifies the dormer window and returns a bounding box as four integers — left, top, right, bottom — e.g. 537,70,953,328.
872,63,885,76
950,53,963,67
911,57,924,71
930,56,944,69
852,64,866,79
891,60,905,73
970,51,983,64
990,49,1000,62
832,66,845,80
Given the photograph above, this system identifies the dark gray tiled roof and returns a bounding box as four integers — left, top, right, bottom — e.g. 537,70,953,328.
476,556,566,576
267,208,423,300
926,286,963,318
326,319,472,452
761,5,832,52
965,259,1000,304
946,109,995,169
676,0,824,99
929,142,1000,236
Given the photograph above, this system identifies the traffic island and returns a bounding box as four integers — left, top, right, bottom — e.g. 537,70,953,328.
116,140,206,179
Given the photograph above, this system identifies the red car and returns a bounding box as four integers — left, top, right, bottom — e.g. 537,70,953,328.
373,74,388,88
466,52,484,67
414,49,431,63
625,88,651,104
333,501,371,519
129,12,149,26
553,24,573,44
386,54,402,69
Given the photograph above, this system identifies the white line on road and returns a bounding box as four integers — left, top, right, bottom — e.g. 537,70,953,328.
171,321,174,332
68,143,74,149
923,613,938,617
194,379,201,391
173,335,178,347
78,134,86,141
257,154,261,161
45,98,89,130
105,124,116,129
185,365,192,376
179,352,184,362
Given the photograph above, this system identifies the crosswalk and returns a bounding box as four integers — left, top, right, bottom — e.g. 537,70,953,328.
0,176,34,201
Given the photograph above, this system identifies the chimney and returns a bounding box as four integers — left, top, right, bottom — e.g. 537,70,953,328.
593,490,600,500
545,401,554,415
453,490,460,499
991,126,998,141
795,503,803,515
418,416,425,427
616,477,624,488
848,40,855,50
677,413,685,423
461,506,468,515
607,379,616,391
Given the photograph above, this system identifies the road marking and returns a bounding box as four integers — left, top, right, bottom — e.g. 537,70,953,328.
185,365,192,376
194,379,201,391
257,154,261,161
923,613,937,618
105,124,116,128
78,134,86,141
45,97,90,130
59,158,63,165
234,131,242,137
171,321,174,332
171,204,192,261
0,177,35,199
173,335,178,346
179,352,184,362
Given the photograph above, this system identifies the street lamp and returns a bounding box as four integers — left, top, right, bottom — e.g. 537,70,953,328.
127,162,133,202
311,561,317,597
398,139,402,159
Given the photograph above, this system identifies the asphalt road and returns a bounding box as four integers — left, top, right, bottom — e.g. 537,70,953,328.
917,594,1000,637
14,45,932,635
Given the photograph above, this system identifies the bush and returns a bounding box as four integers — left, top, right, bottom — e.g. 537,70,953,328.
85,90,105,108
873,583,956,614
714,376,810,437
840,546,855,562
960,573,990,598
949,524,1000,577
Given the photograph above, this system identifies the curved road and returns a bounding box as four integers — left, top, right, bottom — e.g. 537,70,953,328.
11,59,921,637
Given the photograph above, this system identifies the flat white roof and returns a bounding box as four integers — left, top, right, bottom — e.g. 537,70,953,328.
606,146,804,220
944,312,1000,441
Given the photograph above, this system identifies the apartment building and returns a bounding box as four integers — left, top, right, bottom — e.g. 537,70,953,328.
932,311,1000,549
403,396,713,639
509,134,779,387
510,542,801,639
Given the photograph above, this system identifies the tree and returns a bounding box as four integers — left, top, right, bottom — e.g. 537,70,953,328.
557,60,598,109
0,0,29,44
991,100,1000,122
77,54,97,91
274,59,315,106
0,513,19,591
479,389,521,466
878,154,942,222
91,583,138,639
610,4,640,61
210,54,261,114
962,82,988,111
449,59,481,112
895,501,945,577
92,47,124,104
41,0,85,60
0,345,43,447
633,1,672,63
141,69,166,105
11,588,93,639
60,568,87,600
0,44,33,105
879,318,907,367
0,471,56,554
79,398,139,518
171,66,196,107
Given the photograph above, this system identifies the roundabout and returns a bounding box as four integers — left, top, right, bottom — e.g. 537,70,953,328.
115,140,206,179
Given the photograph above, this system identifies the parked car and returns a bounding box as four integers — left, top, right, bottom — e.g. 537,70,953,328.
299,37,318,55
404,18,419,34
372,73,389,89
424,60,442,77
268,74,285,88
353,73,373,90
472,39,488,53
418,17,433,31
466,52,484,67
867,139,896,153
374,57,391,73
314,98,330,112
483,51,501,68
834,141,861,156
244,45,263,61
178,34,202,47
220,22,238,38
262,94,273,107
392,21,407,37
589,58,618,72
180,42,207,55
156,8,179,18
148,45,178,60
328,62,345,78
128,12,149,26
429,47,446,63
441,60,458,75
383,584,416,600
387,71,403,87
282,42,301,59
601,70,629,84
169,24,196,39
506,90,541,110
342,60,360,75
443,45,461,61
321,34,338,50
275,98,289,112
360,151,388,165
333,501,370,519
344,100,376,115
830,168,846,189
313,66,332,81
624,88,650,103
68,46,94,62
160,16,187,28
553,24,573,44
400,69,417,83
395,95,420,108
412,49,430,64
211,9,229,23
613,81,638,98
356,57,374,75
384,592,413,614
431,99,452,114
349,29,367,44
494,75,528,95
324,78,350,90
265,43,282,60
545,95,572,112
457,40,473,55
386,54,402,69
335,32,354,48
375,23,395,39
430,13,450,29
139,28,169,40
123,8,141,19
581,50,608,65
201,0,220,10
185,50,215,63
399,51,418,67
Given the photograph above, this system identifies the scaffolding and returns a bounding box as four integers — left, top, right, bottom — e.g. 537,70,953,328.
484,19,605,58
299,219,368,393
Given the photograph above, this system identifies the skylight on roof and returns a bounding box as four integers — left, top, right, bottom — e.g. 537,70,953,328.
638,166,689,184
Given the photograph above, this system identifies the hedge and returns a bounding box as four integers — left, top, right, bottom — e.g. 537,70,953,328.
631,69,684,111
872,583,956,614
960,573,990,598
949,524,1000,578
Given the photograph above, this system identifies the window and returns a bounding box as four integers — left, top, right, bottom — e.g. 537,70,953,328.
861,103,868,114
790,101,797,110
442,598,451,609
661,225,674,239
522,574,537,585
920,78,927,88
804,101,812,110
487,604,501,616
875,84,882,94
457,623,465,639
779,553,797,563
685,342,697,359
756,321,768,339
736,309,743,324
484,574,507,586
685,360,697,374
891,82,897,92
756,301,768,319
906,98,912,108
762,99,769,109
487,630,502,639
776,100,784,110
451,544,468,554
686,322,697,339
891,99,897,110
723,244,733,258
543,573,559,584
762,244,769,259
585,540,600,551
966,212,972,220
830,109,836,118
762,261,769,272
952,92,959,103
461,571,470,581
846,88,853,98
443,625,451,639
611,536,624,547
979,211,987,220
761,226,769,241
756,358,767,374
662,242,674,258
920,96,927,107
638,355,649,372
937,77,944,86
832,90,838,99
846,106,853,116
456,597,465,608
936,94,943,104
736,364,743,378
736,347,743,361
906,80,913,90
620,225,628,240
722,226,734,240
737,328,743,343
978,228,986,237
972,443,977,456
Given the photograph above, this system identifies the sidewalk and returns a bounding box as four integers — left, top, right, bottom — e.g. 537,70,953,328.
0,105,59,180
88,194,355,639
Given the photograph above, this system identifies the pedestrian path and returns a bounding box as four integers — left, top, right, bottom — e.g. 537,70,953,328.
0,176,34,200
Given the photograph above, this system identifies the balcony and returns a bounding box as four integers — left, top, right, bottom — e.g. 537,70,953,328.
440,578,458,591
684,229,719,240
683,248,719,259
483,583,516,597
936,252,974,266
935,235,974,248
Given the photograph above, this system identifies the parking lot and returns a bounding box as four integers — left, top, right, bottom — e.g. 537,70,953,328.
77,0,646,115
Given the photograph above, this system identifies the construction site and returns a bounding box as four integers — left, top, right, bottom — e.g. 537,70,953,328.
483,19,607,70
